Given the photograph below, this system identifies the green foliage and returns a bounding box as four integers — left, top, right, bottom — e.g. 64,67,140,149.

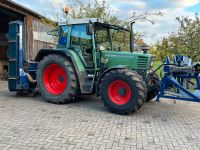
153,61,162,76
112,30,130,51
50,0,121,24
150,38,172,61
170,13,200,61
50,0,163,30
153,13,200,61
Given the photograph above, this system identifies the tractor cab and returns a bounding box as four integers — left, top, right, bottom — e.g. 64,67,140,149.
55,18,131,52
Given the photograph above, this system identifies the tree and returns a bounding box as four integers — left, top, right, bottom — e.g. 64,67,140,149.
50,0,163,27
152,13,200,61
50,0,120,24
153,38,172,60
49,0,163,52
168,13,200,61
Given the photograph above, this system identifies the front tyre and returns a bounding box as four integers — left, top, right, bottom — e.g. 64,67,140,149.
101,69,146,114
37,54,78,104
146,73,160,102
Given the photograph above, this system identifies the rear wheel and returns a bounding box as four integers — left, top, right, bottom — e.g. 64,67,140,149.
37,54,78,104
101,69,146,114
146,73,160,102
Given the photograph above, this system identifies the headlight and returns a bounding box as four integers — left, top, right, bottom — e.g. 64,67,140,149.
150,57,154,67
150,61,154,67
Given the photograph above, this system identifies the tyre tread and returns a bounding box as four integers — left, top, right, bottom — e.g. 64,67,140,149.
101,69,146,114
37,54,78,104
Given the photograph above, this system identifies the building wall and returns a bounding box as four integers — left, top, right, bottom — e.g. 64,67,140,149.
0,1,56,80
0,33,8,79
24,15,33,60
0,46,8,79
0,33,8,60
25,17,55,60
32,20,55,60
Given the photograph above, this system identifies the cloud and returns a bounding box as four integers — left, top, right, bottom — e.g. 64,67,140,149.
135,8,195,44
12,0,200,44
13,0,52,13
115,1,146,9
168,0,199,8
153,0,200,9
107,0,200,44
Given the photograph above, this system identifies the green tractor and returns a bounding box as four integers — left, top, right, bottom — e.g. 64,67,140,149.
35,18,160,114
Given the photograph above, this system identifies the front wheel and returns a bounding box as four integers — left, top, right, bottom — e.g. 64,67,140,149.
37,54,78,104
146,73,160,102
101,69,146,114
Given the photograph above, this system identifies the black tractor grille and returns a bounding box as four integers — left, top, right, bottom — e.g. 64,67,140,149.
137,56,149,68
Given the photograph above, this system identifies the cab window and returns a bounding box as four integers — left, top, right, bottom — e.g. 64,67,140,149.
70,24,93,52
95,25,111,51
59,26,69,45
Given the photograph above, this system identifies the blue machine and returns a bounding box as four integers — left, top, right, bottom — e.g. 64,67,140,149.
156,55,200,102
8,21,37,92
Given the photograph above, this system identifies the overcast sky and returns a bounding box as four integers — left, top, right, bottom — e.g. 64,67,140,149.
13,0,200,44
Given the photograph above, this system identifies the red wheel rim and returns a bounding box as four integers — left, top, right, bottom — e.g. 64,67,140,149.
43,64,67,95
108,80,131,105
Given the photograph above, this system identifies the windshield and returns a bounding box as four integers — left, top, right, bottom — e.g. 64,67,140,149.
95,25,111,51
111,29,130,52
95,23,130,52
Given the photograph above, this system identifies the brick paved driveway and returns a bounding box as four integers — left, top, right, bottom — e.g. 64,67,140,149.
0,81,200,150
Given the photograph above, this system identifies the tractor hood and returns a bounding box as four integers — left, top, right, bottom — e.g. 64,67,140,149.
101,51,151,70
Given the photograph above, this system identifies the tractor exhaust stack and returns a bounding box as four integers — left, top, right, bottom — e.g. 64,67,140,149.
130,21,135,52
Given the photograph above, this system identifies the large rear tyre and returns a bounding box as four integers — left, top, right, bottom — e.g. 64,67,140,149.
146,73,160,102
37,54,78,104
101,69,146,114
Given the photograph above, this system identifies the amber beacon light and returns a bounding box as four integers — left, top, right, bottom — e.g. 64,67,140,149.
64,6,70,14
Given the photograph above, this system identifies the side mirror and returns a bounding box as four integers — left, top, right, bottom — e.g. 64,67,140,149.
47,28,59,37
86,24,94,35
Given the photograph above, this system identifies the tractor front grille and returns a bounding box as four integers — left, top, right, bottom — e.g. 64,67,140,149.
137,56,149,69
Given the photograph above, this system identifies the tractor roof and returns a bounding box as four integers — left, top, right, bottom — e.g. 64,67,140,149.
60,18,129,31
60,18,104,25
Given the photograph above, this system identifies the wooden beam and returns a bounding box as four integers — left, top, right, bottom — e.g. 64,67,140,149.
24,16,34,60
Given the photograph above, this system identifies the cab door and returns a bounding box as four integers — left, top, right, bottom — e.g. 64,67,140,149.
70,24,94,68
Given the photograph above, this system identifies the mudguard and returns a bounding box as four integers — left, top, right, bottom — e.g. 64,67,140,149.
35,49,85,72
35,48,89,93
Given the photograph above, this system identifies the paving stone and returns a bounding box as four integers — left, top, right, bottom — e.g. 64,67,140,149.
0,81,200,149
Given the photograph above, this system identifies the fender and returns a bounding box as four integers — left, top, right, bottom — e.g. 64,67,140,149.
96,65,130,96
35,48,89,93
35,48,85,72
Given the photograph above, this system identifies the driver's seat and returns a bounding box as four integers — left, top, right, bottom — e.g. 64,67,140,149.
71,43,94,68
